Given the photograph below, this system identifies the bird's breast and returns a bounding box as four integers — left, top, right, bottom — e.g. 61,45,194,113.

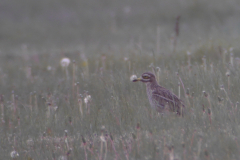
146,83,155,109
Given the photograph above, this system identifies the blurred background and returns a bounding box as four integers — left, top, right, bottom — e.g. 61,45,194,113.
1,0,240,54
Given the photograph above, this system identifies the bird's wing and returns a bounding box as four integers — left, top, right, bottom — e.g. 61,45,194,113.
152,92,177,103
152,87,177,102
152,86,184,113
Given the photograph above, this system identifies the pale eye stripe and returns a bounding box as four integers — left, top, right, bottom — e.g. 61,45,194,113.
143,74,150,78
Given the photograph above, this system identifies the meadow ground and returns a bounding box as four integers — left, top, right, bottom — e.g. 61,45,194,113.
1,0,240,159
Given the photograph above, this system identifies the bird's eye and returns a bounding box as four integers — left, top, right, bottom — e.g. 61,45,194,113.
142,76,149,79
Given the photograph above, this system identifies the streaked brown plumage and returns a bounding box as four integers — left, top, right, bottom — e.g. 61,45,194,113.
133,72,184,115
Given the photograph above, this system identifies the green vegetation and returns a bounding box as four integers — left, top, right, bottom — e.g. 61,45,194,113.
1,0,240,159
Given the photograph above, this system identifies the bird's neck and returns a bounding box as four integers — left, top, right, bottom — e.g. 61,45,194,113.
146,80,159,89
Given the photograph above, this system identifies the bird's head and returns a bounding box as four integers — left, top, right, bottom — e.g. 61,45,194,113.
132,72,156,83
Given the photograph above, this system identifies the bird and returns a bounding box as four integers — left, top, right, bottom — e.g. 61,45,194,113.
132,72,184,116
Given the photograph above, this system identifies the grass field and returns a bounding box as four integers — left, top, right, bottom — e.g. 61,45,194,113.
1,0,240,159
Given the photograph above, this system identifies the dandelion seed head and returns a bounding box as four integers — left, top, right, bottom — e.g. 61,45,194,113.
187,51,191,55
130,75,137,81
156,67,161,72
26,138,34,146
124,57,129,61
220,85,224,90
53,106,58,111
101,125,105,130
10,150,19,158
149,63,154,68
100,135,106,142
58,155,67,160
47,66,52,71
84,95,91,104
123,6,131,14
203,91,208,97
60,57,71,67
226,71,230,77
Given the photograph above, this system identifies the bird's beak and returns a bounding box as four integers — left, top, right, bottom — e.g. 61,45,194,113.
132,78,142,82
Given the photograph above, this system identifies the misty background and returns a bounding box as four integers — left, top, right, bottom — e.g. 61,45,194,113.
1,0,240,54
